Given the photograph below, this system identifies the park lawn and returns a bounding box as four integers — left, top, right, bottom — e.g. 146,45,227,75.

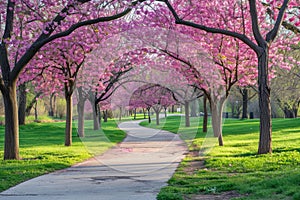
0,119,126,192
141,116,300,200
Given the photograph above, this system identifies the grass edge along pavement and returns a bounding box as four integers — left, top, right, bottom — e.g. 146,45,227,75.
0,118,126,192
140,116,300,200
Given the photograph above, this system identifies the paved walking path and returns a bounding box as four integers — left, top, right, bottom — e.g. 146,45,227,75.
0,120,187,200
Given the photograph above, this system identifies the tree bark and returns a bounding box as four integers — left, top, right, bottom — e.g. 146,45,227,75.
77,100,85,137
210,97,226,146
18,83,27,125
185,101,190,127
242,88,248,119
257,50,272,154
133,108,136,120
147,108,151,123
77,87,86,137
103,110,108,122
34,101,38,121
190,99,197,117
203,95,208,133
155,110,160,125
2,82,20,160
65,94,73,146
171,105,175,113
49,93,55,116
93,103,100,130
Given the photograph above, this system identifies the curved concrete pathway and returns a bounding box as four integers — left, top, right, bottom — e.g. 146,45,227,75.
0,120,187,200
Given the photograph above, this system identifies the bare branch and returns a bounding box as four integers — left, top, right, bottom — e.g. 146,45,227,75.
266,0,290,42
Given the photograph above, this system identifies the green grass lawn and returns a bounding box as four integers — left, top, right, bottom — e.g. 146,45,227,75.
141,116,300,200
0,118,126,192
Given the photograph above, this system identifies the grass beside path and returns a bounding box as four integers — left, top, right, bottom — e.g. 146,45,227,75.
0,119,126,192
140,116,300,200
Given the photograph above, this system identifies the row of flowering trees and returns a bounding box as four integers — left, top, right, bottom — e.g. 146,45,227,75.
0,0,299,159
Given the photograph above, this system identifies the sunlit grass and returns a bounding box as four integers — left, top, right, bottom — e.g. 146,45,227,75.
141,116,300,200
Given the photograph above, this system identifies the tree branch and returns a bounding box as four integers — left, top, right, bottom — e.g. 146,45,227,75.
248,0,265,47
12,2,135,81
266,0,290,42
163,0,262,54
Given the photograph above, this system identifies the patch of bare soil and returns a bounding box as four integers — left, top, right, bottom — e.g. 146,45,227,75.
182,150,245,200
185,191,243,200
183,150,206,174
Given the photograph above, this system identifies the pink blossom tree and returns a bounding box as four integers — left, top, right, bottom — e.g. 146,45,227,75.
0,0,141,159
159,0,299,154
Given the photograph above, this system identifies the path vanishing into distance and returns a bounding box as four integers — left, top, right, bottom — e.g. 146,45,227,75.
0,120,187,200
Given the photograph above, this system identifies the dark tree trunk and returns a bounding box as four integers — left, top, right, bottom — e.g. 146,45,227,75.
2,82,20,160
147,108,151,123
34,101,38,121
103,110,108,122
185,101,190,127
97,104,102,128
171,105,175,113
258,50,272,154
190,100,197,117
283,107,295,118
203,95,208,133
18,83,27,125
242,88,248,119
133,108,136,120
65,94,73,146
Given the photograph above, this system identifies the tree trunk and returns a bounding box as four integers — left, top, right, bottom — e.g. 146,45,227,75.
133,108,136,120
103,110,108,122
257,50,272,154
147,108,151,123
203,95,208,133
185,101,190,127
2,82,20,160
34,101,38,121
98,104,102,127
242,88,248,119
93,103,100,130
283,107,294,118
164,107,167,118
25,92,41,116
49,93,55,116
77,87,86,137
155,110,160,125
18,83,26,125
77,100,85,137
172,105,175,113
190,99,197,117
210,97,226,146
65,94,73,146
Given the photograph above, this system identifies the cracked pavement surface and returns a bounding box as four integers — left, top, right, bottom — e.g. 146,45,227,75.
0,120,187,200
